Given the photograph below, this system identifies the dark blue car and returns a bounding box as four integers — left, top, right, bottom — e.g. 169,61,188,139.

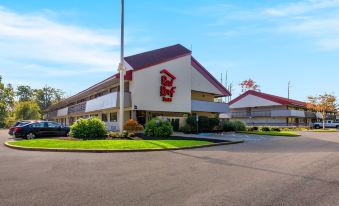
14,121,70,139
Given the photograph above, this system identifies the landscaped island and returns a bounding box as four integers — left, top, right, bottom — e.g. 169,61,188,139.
7,138,219,150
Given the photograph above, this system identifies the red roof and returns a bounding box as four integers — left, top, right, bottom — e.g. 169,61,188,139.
124,44,191,71
229,90,306,107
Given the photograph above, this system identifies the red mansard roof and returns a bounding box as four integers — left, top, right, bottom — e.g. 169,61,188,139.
229,90,306,107
124,44,192,71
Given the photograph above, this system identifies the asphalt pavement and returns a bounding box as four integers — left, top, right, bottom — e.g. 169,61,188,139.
1,129,339,206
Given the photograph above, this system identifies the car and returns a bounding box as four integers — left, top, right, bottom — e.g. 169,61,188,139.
13,121,70,139
8,120,38,135
312,120,339,129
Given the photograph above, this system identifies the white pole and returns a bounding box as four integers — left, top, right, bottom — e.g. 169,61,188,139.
118,0,125,133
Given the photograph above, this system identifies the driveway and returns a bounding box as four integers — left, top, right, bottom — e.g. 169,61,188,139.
1,130,339,206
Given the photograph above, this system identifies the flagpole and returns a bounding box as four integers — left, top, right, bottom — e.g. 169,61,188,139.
118,0,125,133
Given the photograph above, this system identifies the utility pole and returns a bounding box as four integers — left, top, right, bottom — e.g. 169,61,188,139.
288,81,291,99
118,0,126,133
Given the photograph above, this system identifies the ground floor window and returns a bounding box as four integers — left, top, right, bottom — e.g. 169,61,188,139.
110,112,117,122
101,113,108,122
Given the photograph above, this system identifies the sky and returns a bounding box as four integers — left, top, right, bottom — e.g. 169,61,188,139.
0,0,339,102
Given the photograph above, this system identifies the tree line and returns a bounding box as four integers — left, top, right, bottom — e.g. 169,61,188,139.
0,76,64,128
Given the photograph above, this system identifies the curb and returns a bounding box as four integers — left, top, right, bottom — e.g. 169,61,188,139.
4,140,244,153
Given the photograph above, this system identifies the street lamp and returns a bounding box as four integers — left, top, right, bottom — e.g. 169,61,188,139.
118,0,125,133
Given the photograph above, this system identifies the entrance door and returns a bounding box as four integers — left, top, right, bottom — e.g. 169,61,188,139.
136,111,146,125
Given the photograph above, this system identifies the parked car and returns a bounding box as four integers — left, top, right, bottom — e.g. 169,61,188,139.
13,121,70,139
8,120,38,135
312,120,339,129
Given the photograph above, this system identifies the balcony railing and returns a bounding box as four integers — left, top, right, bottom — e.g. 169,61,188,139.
68,102,86,115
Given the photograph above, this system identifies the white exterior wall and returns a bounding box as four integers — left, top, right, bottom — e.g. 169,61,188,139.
130,55,192,113
191,66,222,95
85,92,117,113
230,95,281,109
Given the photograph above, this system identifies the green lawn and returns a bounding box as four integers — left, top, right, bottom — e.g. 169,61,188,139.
238,131,300,137
8,138,216,150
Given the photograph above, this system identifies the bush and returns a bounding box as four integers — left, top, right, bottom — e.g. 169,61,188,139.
261,127,271,132
144,118,173,137
247,126,259,131
171,119,180,131
271,127,281,132
123,119,144,133
179,125,192,134
107,130,130,139
223,120,246,132
209,117,220,130
70,117,107,139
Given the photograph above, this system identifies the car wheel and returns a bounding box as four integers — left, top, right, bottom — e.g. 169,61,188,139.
64,132,69,137
26,132,36,140
315,125,320,129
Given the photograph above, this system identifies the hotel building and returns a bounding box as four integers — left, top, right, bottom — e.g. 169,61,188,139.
45,44,231,130
229,90,321,127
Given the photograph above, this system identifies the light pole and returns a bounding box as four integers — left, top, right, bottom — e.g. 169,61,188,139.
118,0,125,133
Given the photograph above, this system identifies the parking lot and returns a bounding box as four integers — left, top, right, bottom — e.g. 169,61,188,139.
1,129,339,206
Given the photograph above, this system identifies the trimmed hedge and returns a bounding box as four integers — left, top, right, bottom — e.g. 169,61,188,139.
70,117,107,140
186,116,220,132
144,118,173,137
223,120,246,132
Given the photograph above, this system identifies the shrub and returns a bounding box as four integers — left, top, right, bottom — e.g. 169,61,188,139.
186,115,221,132
209,117,220,130
171,119,180,131
107,130,130,139
123,119,144,133
223,120,246,132
271,127,281,132
247,126,259,131
144,118,173,137
261,127,271,132
70,117,107,139
179,125,191,134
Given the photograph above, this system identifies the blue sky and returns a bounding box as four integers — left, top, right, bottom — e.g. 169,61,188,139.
1,0,339,101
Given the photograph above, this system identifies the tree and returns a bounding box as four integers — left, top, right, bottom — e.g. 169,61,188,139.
240,78,260,93
16,85,34,101
307,94,338,129
33,85,64,112
13,101,41,120
0,76,15,127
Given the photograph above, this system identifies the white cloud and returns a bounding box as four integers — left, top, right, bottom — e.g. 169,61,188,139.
264,0,339,17
0,7,121,74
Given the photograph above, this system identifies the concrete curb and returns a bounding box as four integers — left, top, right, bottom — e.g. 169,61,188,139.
4,140,244,153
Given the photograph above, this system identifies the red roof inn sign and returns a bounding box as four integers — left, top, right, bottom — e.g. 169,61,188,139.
160,69,176,102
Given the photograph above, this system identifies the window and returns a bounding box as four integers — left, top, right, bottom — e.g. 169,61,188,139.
102,113,108,122
110,112,117,122
31,122,46,128
48,122,61,128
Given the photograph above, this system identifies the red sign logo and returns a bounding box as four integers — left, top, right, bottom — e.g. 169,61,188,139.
160,69,176,102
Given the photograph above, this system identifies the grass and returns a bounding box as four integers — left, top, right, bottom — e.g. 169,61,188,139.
8,138,216,150
238,131,300,137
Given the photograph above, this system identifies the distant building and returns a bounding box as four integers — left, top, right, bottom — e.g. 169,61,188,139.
45,44,230,130
229,90,321,127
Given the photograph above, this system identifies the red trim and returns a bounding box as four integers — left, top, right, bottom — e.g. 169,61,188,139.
229,90,306,107
160,69,176,80
191,57,231,97
114,70,133,80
